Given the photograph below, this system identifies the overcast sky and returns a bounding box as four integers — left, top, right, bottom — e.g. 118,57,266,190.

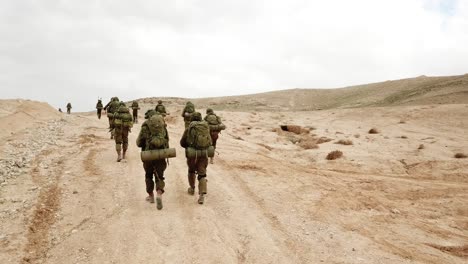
1,0,467,111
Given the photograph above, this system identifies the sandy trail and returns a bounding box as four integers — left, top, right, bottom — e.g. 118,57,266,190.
1,104,467,264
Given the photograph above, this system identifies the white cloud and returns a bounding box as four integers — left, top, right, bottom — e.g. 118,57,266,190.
0,0,467,111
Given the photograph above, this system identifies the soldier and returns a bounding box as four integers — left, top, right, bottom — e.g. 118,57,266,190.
113,102,133,162
204,108,226,164
66,103,72,114
136,110,169,210
155,100,167,116
181,101,195,128
180,112,212,204
131,101,140,124
96,99,103,119
104,97,120,139
58,108,62,113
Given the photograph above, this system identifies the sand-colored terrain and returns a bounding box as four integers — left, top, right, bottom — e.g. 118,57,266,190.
0,76,467,263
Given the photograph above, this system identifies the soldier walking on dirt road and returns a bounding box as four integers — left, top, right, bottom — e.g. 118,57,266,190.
113,102,133,162
96,99,103,119
66,103,72,114
131,101,140,124
180,112,212,204
136,110,169,210
204,108,226,164
181,101,195,128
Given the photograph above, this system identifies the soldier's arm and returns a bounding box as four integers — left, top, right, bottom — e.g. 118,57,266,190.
179,129,188,148
136,125,148,149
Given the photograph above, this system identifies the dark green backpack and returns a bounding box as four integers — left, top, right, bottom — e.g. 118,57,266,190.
147,115,168,149
205,114,220,125
187,121,212,149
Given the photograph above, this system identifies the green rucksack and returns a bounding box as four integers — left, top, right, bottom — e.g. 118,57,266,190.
187,121,212,149
185,103,194,114
147,115,168,149
109,101,120,113
205,114,220,125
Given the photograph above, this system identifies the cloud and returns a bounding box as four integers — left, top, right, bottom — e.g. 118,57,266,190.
0,0,467,111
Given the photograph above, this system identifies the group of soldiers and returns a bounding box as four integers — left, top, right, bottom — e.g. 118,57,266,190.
97,98,225,210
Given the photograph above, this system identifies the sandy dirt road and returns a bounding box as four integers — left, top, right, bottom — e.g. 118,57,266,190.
1,103,467,264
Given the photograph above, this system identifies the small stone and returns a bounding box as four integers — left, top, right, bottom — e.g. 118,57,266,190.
71,229,78,234
73,191,78,194
391,209,401,214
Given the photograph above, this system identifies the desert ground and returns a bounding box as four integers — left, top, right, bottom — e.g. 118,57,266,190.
0,76,467,264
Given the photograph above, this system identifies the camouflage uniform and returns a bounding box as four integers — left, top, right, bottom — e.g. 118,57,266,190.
66,103,72,114
96,100,103,119
131,101,140,124
181,101,195,128
204,108,223,164
104,97,120,139
180,112,210,204
113,102,133,162
136,110,169,209
155,100,167,116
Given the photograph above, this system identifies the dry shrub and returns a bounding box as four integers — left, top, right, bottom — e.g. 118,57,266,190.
316,137,332,144
454,153,467,159
418,144,425,150
400,135,408,139
335,139,353,145
399,120,406,124
281,125,302,134
299,139,318,150
368,128,380,134
326,150,343,160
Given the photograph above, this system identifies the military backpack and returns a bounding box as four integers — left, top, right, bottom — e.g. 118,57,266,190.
147,115,168,149
187,121,212,149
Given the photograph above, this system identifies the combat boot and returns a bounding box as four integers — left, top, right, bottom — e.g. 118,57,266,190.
210,157,214,164
145,192,155,203
116,145,122,162
198,178,207,204
122,144,128,160
187,173,196,195
156,191,163,210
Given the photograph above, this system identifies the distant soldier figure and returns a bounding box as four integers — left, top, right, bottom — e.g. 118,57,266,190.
66,103,72,114
58,108,62,113
136,110,169,210
155,100,167,116
96,99,103,119
113,102,133,162
204,108,226,164
131,101,140,124
181,101,195,128
104,97,120,139
180,112,212,204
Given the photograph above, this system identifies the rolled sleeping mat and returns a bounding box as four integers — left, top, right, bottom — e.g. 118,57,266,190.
185,146,215,158
141,148,176,161
209,124,226,131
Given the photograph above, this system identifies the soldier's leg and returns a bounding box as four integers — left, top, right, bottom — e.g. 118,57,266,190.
196,158,209,204
154,160,167,194
122,129,129,159
210,132,219,164
154,160,167,210
186,158,197,195
115,128,123,162
143,161,155,203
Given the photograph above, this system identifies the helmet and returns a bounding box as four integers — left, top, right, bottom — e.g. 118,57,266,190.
119,101,125,106
158,100,162,104
191,112,202,121
206,108,213,114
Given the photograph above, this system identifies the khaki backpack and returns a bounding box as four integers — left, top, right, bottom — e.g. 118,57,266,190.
147,115,168,149
187,121,212,149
